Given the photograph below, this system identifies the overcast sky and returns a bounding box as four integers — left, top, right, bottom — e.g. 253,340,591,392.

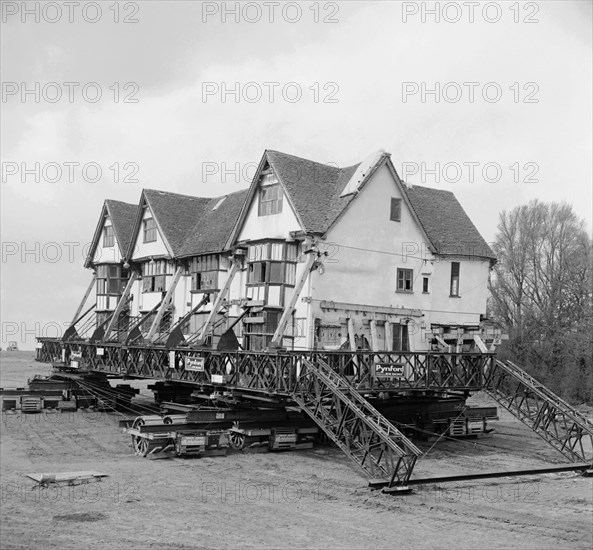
1,0,591,349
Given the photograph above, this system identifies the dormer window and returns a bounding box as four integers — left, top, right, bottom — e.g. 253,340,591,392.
143,218,156,243
258,172,283,216
103,225,114,248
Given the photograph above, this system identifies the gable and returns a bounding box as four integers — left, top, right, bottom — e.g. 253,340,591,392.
93,218,122,264
237,163,303,241
131,204,170,260
84,199,138,268
326,162,432,260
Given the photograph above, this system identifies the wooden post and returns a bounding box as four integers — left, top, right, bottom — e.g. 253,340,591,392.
195,260,240,345
270,252,317,348
70,274,96,326
385,321,393,352
103,272,138,341
347,317,359,375
147,266,182,342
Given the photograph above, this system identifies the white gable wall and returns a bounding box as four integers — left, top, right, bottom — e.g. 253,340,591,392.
237,186,302,241
312,162,435,311
93,219,122,264
131,206,170,260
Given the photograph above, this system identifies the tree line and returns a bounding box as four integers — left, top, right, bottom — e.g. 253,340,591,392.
489,200,592,405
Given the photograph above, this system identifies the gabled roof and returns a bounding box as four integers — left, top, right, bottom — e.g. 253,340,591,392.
231,150,360,237
231,149,495,262
127,189,209,258
105,200,138,257
178,189,249,257
84,199,139,268
403,185,496,260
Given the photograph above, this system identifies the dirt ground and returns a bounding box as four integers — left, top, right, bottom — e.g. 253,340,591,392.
1,351,592,550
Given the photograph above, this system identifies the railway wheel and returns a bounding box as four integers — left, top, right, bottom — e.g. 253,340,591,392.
132,435,164,457
229,431,246,450
132,435,149,456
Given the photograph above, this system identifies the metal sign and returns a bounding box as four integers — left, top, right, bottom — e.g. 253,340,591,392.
375,363,405,378
96,347,104,356
211,374,225,384
186,357,205,372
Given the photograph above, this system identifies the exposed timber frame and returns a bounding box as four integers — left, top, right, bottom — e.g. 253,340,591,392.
103,272,138,341
147,266,183,342
269,251,317,348
194,258,240,346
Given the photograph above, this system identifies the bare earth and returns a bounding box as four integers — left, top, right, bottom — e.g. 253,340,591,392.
1,352,591,550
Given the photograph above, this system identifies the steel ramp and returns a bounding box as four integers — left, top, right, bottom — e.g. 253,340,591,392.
484,359,593,464
292,357,421,489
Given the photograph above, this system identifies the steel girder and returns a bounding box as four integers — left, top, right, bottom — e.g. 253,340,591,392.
292,357,421,487
484,359,593,464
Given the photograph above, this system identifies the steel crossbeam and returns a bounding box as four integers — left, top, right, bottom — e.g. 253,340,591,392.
484,360,593,464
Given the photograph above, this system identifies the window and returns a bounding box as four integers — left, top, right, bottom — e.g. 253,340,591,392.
390,198,402,222
142,260,167,293
423,277,429,293
143,218,156,243
103,225,115,248
392,324,410,351
96,264,124,295
258,184,283,216
191,254,220,291
396,268,413,292
450,262,460,296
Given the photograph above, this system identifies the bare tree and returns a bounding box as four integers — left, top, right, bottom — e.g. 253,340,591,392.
489,200,592,403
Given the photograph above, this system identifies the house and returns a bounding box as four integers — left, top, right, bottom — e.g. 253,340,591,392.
82,149,496,352
84,199,138,330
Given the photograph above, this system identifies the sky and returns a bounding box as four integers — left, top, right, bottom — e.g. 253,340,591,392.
1,0,592,349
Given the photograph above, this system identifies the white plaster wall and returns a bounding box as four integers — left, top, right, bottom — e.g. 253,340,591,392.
131,206,169,260
237,187,302,241
93,220,122,264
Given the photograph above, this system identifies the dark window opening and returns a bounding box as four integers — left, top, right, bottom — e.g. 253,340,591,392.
143,218,156,243
392,324,410,351
450,262,460,296
258,181,283,216
396,268,413,292
103,225,114,248
423,277,429,293
96,264,124,296
390,198,402,222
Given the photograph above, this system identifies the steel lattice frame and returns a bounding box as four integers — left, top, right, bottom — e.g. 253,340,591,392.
37,338,490,395
484,360,593,463
292,357,421,487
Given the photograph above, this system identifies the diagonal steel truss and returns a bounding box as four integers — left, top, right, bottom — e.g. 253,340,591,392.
484,359,593,464
292,357,421,488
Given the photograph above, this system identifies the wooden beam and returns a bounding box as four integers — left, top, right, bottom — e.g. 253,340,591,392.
103,272,138,341
70,274,96,326
474,334,489,353
147,267,183,342
195,260,240,345
270,252,317,347
319,300,423,318
434,335,451,353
